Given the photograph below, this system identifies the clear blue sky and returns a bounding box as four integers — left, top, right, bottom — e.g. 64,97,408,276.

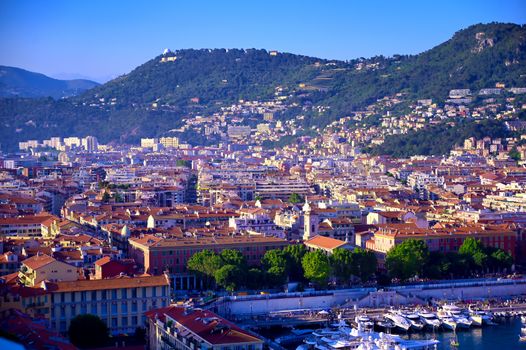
1,0,525,82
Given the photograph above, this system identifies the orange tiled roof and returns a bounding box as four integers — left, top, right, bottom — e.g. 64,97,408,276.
305,235,347,250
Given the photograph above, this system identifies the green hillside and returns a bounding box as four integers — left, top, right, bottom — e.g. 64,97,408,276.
1,23,525,151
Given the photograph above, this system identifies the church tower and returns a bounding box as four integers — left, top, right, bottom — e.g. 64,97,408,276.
303,200,319,241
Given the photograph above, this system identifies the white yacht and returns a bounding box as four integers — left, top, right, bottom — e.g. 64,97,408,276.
440,316,458,330
297,324,439,350
384,311,412,331
418,311,442,328
438,304,472,329
354,315,374,330
468,306,494,326
402,312,426,331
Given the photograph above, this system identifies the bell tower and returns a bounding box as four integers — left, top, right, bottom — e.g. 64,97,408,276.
303,200,319,241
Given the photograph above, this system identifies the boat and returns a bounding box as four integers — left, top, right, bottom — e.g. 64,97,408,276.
438,304,472,329
468,305,494,326
384,311,412,332
354,315,374,330
418,311,442,329
395,309,426,331
375,318,395,331
440,316,457,331
296,323,440,350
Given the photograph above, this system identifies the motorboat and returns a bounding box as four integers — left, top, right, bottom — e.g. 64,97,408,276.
354,315,374,330
403,312,426,331
296,323,439,350
438,304,472,329
384,311,411,332
375,318,395,331
439,316,457,331
418,311,442,328
468,305,494,325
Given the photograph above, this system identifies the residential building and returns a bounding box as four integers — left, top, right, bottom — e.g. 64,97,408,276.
146,306,263,350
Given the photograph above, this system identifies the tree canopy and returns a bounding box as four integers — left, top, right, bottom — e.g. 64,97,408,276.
68,314,109,348
386,239,429,281
302,250,331,285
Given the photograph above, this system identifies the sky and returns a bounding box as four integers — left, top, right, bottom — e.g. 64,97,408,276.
0,0,525,83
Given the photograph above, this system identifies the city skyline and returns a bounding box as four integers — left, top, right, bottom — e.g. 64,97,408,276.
0,0,525,82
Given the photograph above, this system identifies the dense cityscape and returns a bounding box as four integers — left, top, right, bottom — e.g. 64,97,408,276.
1,2,526,350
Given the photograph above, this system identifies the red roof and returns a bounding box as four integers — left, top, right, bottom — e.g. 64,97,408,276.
146,306,262,345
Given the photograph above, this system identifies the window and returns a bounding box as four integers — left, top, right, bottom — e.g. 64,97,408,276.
112,317,118,327
112,289,117,299
122,289,127,299
112,303,118,313
152,287,157,297
91,304,97,314
132,316,138,326
122,317,128,327
132,288,137,298
91,291,97,300
101,290,107,299
132,302,138,313
122,302,128,313
71,293,76,302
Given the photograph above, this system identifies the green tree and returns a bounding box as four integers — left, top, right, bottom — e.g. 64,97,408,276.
214,265,242,292
187,250,222,288
283,244,307,281
509,147,521,161
68,314,109,348
113,191,123,203
489,249,513,271
220,249,247,266
101,191,111,203
351,248,378,282
302,250,331,285
385,239,429,281
262,250,289,287
288,193,304,204
459,237,487,271
176,159,191,167
246,268,265,290
331,248,354,284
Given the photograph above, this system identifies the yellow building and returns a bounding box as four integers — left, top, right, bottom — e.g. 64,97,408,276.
18,253,80,287
160,136,179,148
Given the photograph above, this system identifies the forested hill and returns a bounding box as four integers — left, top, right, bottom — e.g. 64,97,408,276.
0,23,525,151
79,49,327,107
0,66,99,98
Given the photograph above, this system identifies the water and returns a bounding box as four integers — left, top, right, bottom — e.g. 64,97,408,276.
403,318,525,350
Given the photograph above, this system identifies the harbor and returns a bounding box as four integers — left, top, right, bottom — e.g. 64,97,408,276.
247,301,526,350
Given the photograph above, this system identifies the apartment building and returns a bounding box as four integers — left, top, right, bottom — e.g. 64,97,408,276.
44,274,170,334
129,232,288,290
146,306,263,350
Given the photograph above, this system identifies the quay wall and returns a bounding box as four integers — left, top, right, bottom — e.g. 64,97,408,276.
219,279,526,316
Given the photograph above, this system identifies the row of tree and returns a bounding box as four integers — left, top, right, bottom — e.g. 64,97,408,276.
187,245,377,291
385,238,513,281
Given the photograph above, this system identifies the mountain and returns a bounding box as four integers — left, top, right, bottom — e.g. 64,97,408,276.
0,66,99,98
0,23,525,151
